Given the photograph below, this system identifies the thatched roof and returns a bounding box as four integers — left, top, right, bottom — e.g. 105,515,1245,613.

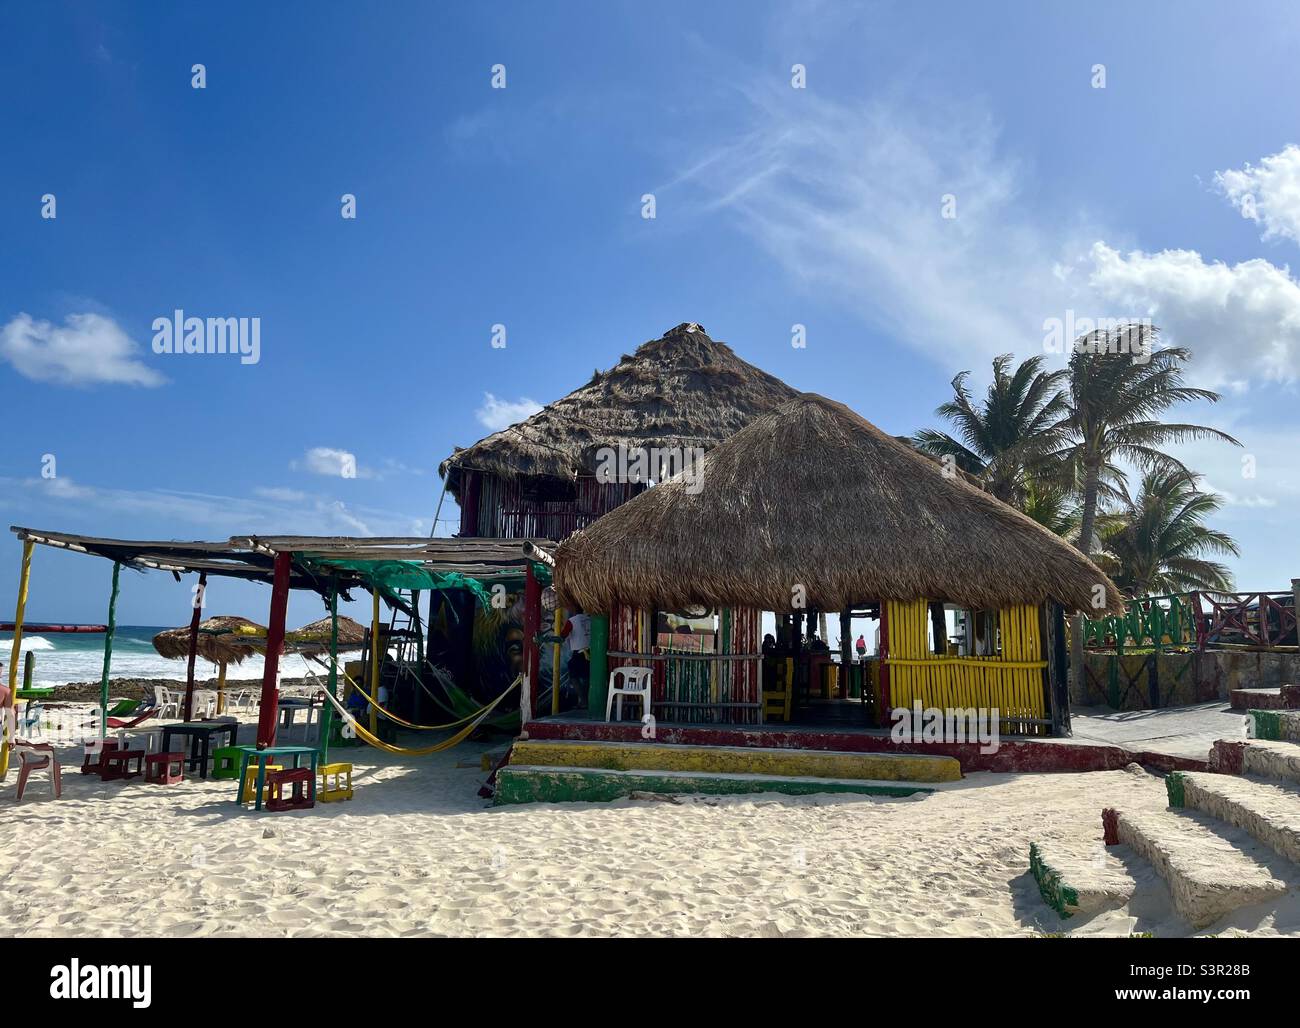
554,393,1124,615
287,616,366,652
439,323,800,495
152,615,265,666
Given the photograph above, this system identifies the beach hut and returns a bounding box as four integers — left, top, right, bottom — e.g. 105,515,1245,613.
551,393,1124,737
438,322,800,541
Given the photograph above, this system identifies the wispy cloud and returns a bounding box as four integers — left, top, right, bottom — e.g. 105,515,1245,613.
1215,144,1300,246
0,312,165,387
292,446,367,480
476,392,542,431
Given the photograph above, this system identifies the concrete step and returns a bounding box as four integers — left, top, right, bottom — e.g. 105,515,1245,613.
1102,806,1287,928
1168,771,1300,867
1248,709,1300,743
1240,739,1300,786
1231,687,1284,711
510,738,962,782
494,765,940,805
1029,839,1137,919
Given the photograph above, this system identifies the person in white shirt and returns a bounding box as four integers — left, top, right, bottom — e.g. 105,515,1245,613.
561,609,592,708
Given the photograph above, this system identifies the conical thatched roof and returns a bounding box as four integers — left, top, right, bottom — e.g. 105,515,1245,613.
439,323,800,495
152,615,265,666
286,616,367,652
554,394,1124,615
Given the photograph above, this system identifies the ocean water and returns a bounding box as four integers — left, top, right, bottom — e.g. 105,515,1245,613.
0,626,317,688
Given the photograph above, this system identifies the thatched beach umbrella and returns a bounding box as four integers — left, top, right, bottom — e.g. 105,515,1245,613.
554,393,1125,616
153,615,266,715
285,615,366,653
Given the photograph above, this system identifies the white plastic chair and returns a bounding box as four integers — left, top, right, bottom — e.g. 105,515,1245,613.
605,666,654,722
154,687,180,719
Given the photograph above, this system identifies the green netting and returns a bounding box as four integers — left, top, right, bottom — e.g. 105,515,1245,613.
296,555,551,607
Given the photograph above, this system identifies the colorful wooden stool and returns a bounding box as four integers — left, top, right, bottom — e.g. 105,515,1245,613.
266,767,315,811
210,745,244,780
80,738,120,775
318,762,353,802
239,763,283,805
100,748,146,781
145,751,186,785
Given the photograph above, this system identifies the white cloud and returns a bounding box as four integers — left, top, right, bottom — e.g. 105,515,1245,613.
1215,144,1300,245
253,486,308,503
293,446,368,479
1085,243,1300,388
476,393,542,431
0,312,165,387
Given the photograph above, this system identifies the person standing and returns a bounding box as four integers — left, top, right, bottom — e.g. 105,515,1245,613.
561,608,592,708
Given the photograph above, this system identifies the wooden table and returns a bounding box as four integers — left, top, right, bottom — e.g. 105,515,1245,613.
234,744,320,811
160,721,239,779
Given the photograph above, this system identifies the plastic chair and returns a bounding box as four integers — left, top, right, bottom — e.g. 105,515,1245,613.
15,743,62,801
605,666,654,721
154,687,180,719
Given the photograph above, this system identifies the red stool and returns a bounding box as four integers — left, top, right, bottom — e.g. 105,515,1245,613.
145,751,186,785
100,748,146,781
16,745,62,801
265,767,315,811
81,738,120,775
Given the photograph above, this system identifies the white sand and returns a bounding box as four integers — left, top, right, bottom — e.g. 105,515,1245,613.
4,726,1300,937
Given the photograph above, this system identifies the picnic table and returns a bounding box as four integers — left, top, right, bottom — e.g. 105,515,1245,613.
234,744,320,811
160,720,239,779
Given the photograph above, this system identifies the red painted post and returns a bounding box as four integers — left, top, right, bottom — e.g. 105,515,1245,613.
877,602,891,725
256,551,292,748
182,571,207,721
523,563,541,719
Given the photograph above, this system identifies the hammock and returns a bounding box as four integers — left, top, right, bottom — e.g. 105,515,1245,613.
301,656,505,732
316,675,519,757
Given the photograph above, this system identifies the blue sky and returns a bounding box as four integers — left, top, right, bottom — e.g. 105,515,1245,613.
2,0,1299,627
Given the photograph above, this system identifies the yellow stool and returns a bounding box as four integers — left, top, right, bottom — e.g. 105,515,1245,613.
239,763,283,805
319,762,353,802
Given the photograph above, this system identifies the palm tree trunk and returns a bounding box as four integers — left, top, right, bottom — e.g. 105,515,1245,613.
1069,460,1102,704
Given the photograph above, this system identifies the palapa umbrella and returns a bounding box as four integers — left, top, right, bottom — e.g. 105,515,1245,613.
152,614,266,715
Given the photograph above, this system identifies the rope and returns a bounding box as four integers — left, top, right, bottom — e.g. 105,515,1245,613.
301,655,513,731
316,677,518,756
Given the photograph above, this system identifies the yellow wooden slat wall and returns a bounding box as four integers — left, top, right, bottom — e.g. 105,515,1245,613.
884,600,1048,735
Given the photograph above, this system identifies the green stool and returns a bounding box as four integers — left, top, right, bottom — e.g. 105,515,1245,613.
211,746,244,780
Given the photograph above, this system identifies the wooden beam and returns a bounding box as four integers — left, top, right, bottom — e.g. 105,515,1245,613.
182,570,207,722
256,552,292,748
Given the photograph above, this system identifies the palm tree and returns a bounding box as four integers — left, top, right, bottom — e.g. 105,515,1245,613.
1095,470,1238,595
912,353,1071,507
1020,476,1083,540
1060,325,1240,691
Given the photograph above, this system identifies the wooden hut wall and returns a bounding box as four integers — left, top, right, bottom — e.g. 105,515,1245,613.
609,603,761,725
884,599,1050,736
457,470,642,540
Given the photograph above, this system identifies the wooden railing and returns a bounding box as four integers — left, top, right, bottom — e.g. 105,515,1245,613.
1083,590,1298,652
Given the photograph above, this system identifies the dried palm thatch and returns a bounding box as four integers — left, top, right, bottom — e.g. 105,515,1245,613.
287,615,366,652
439,323,800,494
555,394,1125,615
152,615,265,666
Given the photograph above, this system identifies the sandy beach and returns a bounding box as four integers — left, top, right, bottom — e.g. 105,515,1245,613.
6,702,1299,938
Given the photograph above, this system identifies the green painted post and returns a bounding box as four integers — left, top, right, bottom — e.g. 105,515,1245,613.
22,651,33,691
98,561,121,740
318,578,339,764
588,613,610,719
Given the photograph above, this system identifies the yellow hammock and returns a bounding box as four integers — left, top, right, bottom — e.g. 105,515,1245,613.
315,674,519,757
302,655,502,731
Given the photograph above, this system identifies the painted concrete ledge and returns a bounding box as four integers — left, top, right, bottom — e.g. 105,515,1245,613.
524,719,1210,774
1102,806,1287,928
511,738,962,782
1168,771,1300,867
1238,739,1300,786
1248,709,1300,743
1029,839,1136,919
1231,687,1286,711
494,765,938,806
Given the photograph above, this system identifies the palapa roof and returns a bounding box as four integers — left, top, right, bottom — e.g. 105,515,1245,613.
152,615,265,666
554,393,1124,615
439,323,800,496
287,616,367,652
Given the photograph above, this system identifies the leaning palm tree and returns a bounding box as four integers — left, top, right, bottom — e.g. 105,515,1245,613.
912,353,1072,507
1059,325,1240,690
1095,470,1238,595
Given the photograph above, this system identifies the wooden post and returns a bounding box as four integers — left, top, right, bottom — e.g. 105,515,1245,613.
255,552,291,749
839,609,852,698
216,661,227,715
523,564,541,721
369,587,381,737
551,606,564,716
589,613,609,718
878,601,891,724
319,578,338,763
1,538,34,780
97,561,121,739
182,570,207,722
